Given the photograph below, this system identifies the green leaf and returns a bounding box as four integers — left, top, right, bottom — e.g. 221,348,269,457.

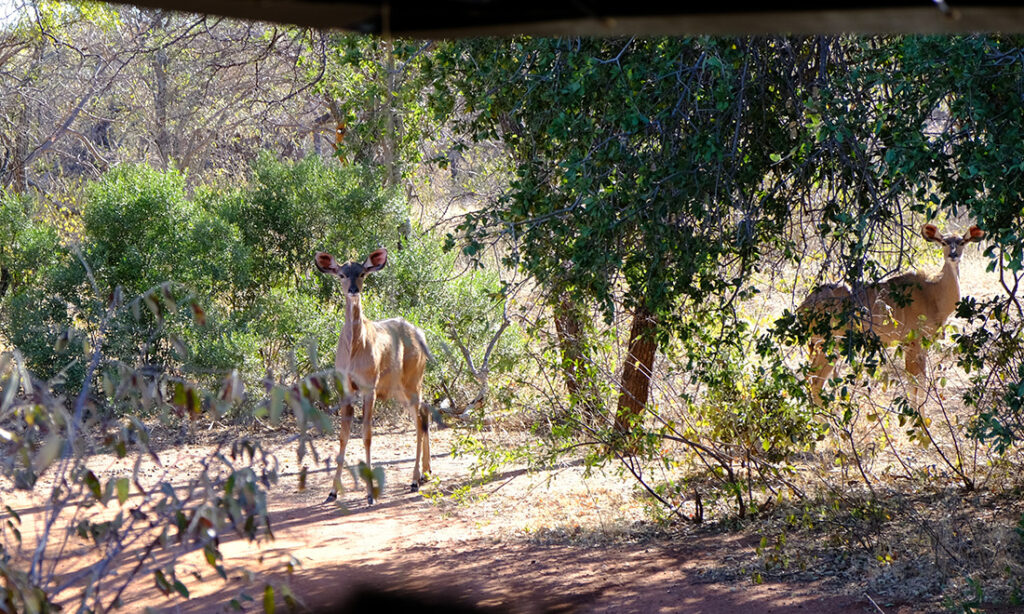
270,387,284,425
84,470,103,501
55,330,69,353
6,521,21,546
102,373,115,399
32,434,63,473
116,477,130,505
2,368,19,411
204,544,221,567
154,570,172,595
173,382,187,407
263,585,275,614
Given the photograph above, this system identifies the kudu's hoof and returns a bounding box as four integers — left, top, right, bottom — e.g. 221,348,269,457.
410,482,420,493
324,491,338,504
366,495,375,506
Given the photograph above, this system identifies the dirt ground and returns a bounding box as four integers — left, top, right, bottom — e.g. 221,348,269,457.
3,421,935,614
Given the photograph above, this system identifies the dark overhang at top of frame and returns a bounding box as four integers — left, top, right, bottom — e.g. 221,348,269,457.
105,0,1024,36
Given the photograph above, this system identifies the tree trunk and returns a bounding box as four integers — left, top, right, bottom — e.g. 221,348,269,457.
552,293,602,426
614,303,657,434
9,103,29,193
0,266,10,299
382,37,400,188
10,128,26,193
151,14,171,170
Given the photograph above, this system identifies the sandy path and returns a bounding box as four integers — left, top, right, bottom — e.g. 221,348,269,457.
3,427,878,613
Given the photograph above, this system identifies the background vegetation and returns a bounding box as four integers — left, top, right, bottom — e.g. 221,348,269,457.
1,3,1023,611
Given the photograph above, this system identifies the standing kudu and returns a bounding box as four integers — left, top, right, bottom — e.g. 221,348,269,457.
799,224,985,405
315,248,432,504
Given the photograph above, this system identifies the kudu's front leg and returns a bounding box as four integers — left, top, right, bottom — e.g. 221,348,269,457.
325,401,356,504
807,340,836,406
904,339,927,407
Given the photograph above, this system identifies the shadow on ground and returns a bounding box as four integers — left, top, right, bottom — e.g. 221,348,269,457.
168,514,873,614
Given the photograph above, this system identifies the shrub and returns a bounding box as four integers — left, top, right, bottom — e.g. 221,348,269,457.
0,191,62,304
219,153,407,295
82,165,193,293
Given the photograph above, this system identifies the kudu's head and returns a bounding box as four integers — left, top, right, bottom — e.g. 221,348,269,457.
922,224,985,264
314,249,388,300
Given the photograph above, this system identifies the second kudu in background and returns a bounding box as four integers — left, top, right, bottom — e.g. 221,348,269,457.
799,224,985,405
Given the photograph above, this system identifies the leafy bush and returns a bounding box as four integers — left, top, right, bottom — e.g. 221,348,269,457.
0,279,345,613
693,342,824,462
82,164,195,293
955,296,1024,454
219,153,406,293
0,191,60,301
4,286,81,386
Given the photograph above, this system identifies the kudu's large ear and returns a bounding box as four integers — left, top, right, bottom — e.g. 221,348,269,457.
315,251,341,275
921,224,942,243
363,248,388,273
964,225,985,243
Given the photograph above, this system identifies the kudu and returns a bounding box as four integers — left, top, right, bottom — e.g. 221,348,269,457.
799,224,985,405
314,248,432,504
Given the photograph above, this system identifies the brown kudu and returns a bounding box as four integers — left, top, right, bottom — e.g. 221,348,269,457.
315,248,432,504
799,223,985,405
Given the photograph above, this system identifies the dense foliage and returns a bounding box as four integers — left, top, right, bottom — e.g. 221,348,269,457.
427,35,1024,455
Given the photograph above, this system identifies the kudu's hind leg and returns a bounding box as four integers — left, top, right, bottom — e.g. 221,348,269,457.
409,394,430,492
362,392,377,505
420,402,432,480
326,402,355,504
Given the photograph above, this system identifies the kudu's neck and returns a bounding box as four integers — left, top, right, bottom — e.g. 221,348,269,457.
941,256,961,284
935,256,962,315
343,295,371,351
